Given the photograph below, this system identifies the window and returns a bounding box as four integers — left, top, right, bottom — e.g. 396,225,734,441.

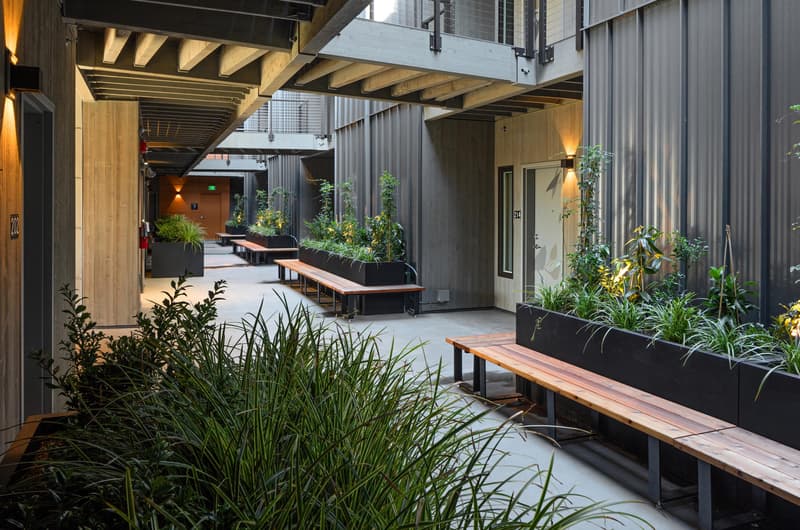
498,166,514,278
497,0,515,44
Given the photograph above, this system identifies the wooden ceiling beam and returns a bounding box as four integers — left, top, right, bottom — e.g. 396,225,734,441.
219,45,269,77
178,39,220,72
510,95,564,105
295,59,351,85
390,73,456,97
102,28,131,64
134,33,169,67
421,78,491,101
329,63,388,89
362,68,424,93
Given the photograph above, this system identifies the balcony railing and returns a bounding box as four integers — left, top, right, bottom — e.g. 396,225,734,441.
358,0,578,54
237,91,324,135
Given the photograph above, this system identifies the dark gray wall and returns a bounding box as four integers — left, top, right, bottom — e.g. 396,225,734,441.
585,0,800,321
334,103,495,311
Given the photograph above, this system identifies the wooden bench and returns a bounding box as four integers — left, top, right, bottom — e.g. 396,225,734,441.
215,232,246,246
446,333,800,530
231,240,298,265
275,258,424,317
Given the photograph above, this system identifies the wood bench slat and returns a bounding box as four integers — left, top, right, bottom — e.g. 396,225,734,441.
497,344,733,435
478,345,707,441
275,259,424,296
675,429,800,505
446,333,516,352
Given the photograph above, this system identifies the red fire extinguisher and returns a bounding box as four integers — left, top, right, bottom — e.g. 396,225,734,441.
139,222,150,249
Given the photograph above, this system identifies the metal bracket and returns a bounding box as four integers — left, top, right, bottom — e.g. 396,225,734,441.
538,45,554,64
429,33,442,52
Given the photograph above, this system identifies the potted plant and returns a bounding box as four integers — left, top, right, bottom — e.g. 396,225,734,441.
150,214,204,277
299,172,407,288
225,193,248,235
246,188,296,248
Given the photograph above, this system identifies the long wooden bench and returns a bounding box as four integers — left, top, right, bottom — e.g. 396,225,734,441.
231,240,298,265
446,333,800,530
275,258,424,317
215,232,246,246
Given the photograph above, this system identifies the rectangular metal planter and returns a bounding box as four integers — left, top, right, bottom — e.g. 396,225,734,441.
516,304,739,423
739,362,800,450
246,233,296,248
226,225,248,235
298,246,406,286
150,241,204,278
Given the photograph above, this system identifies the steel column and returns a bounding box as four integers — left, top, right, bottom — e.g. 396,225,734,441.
647,436,662,504
697,460,713,530
453,345,463,381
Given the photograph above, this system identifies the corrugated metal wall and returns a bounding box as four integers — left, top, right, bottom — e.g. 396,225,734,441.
266,156,303,235
585,0,800,320
334,103,495,310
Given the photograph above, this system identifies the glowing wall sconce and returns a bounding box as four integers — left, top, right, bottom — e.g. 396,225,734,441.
560,156,575,170
5,49,41,100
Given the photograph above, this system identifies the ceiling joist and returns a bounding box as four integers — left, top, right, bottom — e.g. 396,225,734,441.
295,59,351,85
178,39,220,72
391,73,456,97
362,68,423,93
329,63,388,89
219,45,269,77
134,33,168,67
421,78,491,102
102,28,131,64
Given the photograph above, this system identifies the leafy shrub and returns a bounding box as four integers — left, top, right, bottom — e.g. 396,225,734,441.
305,180,335,240
703,266,756,326
596,296,643,331
225,193,246,228
155,214,205,250
1,281,645,529
250,187,291,235
533,282,573,313
248,223,277,237
570,286,603,320
644,294,700,344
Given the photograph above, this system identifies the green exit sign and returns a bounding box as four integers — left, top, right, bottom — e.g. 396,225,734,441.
207,185,217,191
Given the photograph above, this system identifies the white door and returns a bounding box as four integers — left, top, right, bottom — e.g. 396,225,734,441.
523,166,564,298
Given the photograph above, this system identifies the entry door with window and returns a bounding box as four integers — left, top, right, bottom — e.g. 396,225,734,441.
523,166,564,298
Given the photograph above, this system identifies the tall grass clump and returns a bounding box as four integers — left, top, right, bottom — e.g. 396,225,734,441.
1,279,647,529
644,294,700,345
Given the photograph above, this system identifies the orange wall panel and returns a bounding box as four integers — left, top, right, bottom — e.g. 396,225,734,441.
159,176,231,237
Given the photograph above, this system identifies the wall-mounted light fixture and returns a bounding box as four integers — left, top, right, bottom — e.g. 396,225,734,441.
5,49,42,100
560,156,575,170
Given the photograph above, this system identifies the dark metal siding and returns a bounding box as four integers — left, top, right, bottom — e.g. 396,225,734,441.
769,0,800,312
267,155,303,236
585,0,800,320
334,103,495,310
686,0,724,286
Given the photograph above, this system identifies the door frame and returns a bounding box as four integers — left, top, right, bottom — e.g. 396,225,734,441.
522,161,563,302
20,92,56,418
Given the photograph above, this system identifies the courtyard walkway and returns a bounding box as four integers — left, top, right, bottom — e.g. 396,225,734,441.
141,244,693,529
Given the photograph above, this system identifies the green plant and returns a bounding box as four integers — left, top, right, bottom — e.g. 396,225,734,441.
596,296,643,331
305,180,336,240
620,226,670,302
704,265,757,326
2,282,649,529
225,193,246,227
671,231,709,271
250,187,291,235
570,286,603,320
644,294,700,344
685,318,771,364
368,171,405,261
248,224,277,237
155,214,205,250
567,146,612,287
533,282,573,312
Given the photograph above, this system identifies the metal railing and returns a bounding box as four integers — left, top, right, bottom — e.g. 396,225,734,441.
237,91,324,135
357,0,577,59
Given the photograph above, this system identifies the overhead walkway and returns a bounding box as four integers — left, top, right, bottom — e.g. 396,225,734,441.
64,0,583,175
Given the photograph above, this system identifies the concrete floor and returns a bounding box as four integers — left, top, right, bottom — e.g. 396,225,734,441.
141,246,695,529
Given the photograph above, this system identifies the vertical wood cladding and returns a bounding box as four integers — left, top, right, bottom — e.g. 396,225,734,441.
584,0,800,320
0,0,76,446
82,101,140,327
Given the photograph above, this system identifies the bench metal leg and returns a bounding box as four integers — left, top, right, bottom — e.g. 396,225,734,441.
546,389,557,441
453,346,463,382
648,436,662,504
478,358,487,398
698,460,712,530
473,356,481,394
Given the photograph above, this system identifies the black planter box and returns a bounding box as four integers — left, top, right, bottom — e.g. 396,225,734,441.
516,304,739,422
247,233,297,248
739,362,800,450
150,241,204,278
298,246,406,286
226,225,248,235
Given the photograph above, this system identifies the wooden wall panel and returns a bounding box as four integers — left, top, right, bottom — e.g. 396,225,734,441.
493,102,583,311
1,0,76,446
159,175,231,237
82,101,140,327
